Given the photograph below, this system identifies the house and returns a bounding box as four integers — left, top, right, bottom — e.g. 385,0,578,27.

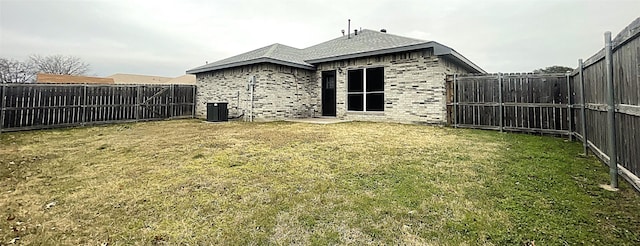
164,75,197,85
36,73,196,86
36,73,115,84
108,73,196,85
187,29,485,124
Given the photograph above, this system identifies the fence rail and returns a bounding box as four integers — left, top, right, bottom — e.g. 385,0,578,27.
447,73,571,136
0,83,196,132
447,17,640,191
569,18,640,191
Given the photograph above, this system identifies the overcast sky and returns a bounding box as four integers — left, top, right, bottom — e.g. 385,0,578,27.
1,0,638,77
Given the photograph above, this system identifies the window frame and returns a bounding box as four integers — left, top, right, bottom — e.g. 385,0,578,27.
346,66,385,112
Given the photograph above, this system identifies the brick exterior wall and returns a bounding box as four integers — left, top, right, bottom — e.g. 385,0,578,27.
195,48,474,124
195,63,317,121
315,49,472,124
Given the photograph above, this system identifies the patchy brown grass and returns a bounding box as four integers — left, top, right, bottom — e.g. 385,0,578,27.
0,119,638,245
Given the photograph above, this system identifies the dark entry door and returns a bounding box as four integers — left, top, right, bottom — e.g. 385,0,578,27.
321,71,337,116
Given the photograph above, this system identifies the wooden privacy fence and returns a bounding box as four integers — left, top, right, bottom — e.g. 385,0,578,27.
0,83,196,132
446,17,640,191
568,18,640,191
447,73,571,135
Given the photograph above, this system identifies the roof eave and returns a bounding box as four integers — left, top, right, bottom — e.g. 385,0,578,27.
186,58,315,74
444,50,487,74
305,41,486,74
305,42,436,64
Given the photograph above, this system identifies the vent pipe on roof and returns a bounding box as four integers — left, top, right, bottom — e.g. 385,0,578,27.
348,19,351,39
380,29,387,33
354,29,358,35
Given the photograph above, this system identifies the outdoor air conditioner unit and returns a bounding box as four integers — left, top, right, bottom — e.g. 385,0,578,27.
206,102,228,122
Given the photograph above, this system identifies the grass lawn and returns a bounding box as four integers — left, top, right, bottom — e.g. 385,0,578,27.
1,119,639,245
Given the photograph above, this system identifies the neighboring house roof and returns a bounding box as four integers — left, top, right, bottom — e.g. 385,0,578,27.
36,73,115,84
165,74,196,85
187,29,486,74
108,73,172,84
108,73,196,85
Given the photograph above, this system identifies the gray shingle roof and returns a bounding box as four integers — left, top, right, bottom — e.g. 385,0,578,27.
187,29,485,74
187,43,313,73
303,29,427,61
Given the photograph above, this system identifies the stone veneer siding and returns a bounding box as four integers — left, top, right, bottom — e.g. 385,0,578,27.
315,49,472,124
195,63,317,121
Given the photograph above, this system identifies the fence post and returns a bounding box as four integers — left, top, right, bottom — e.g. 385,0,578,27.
579,59,588,155
566,73,573,141
0,84,5,133
605,31,618,189
169,85,174,119
453,74,457,128
81,84,87,126
192,85,196,119
136,85,141,121
498,73,504,132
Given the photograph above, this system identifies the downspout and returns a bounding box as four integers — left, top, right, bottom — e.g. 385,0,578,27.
248,75,256,122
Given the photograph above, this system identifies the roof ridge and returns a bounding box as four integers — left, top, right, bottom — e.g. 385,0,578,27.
187,29,485,74
263,43,280,58
364,29,428,42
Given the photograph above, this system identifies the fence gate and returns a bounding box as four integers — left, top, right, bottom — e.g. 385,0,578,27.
446,73,571,135
138,86,171,119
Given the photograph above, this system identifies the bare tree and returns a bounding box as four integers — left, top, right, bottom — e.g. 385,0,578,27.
0,58,37,83
29,54,90,76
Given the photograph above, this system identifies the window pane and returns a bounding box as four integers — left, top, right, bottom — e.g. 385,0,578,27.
348,69,363,92
366,93,384,111
366,67,384,92
347,94,364,111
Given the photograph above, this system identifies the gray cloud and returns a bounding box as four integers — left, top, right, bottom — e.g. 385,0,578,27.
1,0,638,77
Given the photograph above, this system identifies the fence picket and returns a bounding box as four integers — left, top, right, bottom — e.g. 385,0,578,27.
451,74,570,135
447,19,639,192
0,85,5,131
0,84,196,132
